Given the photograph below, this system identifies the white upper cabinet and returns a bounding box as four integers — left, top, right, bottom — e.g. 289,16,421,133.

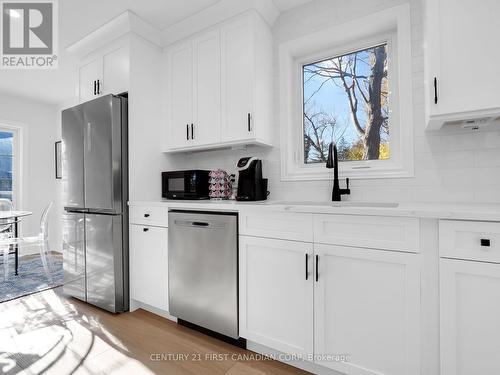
79,59,102,103
220,16,255,142
425,0,500,130
78,45,129,103
102,47,129,96
192,30,221,146
168,41,193,149
163,11,273,152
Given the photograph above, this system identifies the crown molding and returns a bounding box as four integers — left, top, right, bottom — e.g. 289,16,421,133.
66,10,161,58
160,0,279,47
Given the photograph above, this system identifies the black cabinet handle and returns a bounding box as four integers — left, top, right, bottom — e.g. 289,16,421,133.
305,253,309,280
93,81,96,96
143,228,149,232
144,213,150,218
186,124,189,140
315,255,319,282
247,113,251,132
481,239,491,247
433,77,438,104
97,79,101,95
191,123,194,139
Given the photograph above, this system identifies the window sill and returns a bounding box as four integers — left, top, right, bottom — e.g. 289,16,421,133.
280,163,414,181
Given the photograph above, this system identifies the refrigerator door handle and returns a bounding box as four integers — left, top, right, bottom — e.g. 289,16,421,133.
64,207,89,214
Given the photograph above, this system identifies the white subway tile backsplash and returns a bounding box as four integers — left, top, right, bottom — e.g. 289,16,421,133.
474,149,500,167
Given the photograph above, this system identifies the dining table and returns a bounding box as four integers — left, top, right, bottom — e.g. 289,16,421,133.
0,210,33,276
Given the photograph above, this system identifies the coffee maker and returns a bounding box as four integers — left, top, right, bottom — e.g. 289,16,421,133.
236,157,268,201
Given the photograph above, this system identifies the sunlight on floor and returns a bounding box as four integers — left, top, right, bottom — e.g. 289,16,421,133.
0,288,306,375
0,289,156,375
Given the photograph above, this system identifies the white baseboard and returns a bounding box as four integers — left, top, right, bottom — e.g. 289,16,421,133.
246,341,343,375
129,299,177,322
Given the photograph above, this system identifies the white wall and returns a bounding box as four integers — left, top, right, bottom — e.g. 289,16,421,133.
0,92,59,253
164,0,500,204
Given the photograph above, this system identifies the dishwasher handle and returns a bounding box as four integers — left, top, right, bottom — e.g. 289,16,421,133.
173,219,226,229
192,221,209,227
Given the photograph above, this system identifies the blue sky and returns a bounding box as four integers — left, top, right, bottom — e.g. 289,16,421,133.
303,49,372,145
302,44,389,163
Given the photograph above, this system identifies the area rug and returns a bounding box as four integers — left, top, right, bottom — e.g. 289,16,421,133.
0,254,63,303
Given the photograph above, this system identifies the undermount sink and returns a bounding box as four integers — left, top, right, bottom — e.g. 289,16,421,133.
270,201,399,208
331,201,399,208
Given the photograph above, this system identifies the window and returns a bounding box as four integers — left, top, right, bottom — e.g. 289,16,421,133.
0,130,14,201
0,124,20,206
279,4,413,181
303,44,390,164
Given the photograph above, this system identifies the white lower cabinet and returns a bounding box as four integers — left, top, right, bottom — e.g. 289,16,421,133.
239,235,421,375
440,258,500,375
314,244,420,375
129,224,168,311
239,236,314,357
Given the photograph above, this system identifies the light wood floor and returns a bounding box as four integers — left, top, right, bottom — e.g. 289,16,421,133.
0,288,309,375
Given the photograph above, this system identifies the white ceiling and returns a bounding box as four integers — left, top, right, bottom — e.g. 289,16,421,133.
0,0,313,105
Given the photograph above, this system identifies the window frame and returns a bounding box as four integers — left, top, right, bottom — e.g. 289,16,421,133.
0,122,21,208
279,4,414,181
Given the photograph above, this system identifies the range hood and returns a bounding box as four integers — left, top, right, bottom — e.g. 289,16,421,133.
427,107,500,131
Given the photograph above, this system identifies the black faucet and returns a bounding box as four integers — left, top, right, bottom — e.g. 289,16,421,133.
326,142,351,201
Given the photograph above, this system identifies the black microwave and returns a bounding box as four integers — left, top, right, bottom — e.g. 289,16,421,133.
162,170,210,200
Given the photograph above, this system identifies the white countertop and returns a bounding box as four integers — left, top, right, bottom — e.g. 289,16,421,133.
129,199,500,221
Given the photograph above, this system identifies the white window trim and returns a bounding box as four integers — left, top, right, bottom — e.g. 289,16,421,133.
0,121,22,209
279,4,414,181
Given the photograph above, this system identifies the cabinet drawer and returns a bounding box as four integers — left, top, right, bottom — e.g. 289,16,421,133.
239,210,313,242
439,220,500,263
314,215,420,253
130,205,168,227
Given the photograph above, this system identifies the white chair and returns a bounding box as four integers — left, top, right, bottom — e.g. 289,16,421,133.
0,202,53,281
0,198,12,211
0,198,15,234
0,198,15,279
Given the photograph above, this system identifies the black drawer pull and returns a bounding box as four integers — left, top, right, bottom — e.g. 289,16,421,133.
143,228,149,232
481,239,491,247
144,213,150,218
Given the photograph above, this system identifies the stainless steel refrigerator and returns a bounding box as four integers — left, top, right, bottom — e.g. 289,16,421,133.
61,94,129,313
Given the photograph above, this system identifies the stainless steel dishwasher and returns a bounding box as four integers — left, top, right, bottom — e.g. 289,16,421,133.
168,210,239,339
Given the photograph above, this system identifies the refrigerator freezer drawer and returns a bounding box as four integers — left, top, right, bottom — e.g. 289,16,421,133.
85,213,127,313
62,212,86,301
